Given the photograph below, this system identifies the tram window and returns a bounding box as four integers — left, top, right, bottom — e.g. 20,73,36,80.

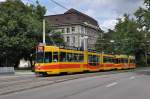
115,59,120,64
125,59,128,63
122,58,125,63
120,58,124,63
95,55,100,65
66,53,71,62
36,52,44,63
120,58,123,63
93,55,99,63
88,55,92,63
114,59,117,63
74,53,82,62
88,55,93,66
60,52,66,62
109,57,113,63
121,58,126,63
103,57,112,63
53,52,58,62
97,56,100,63
118,59,120,63
118,58,120,63
112,58,115,63
103,57,107,63
60,52,83,62
88,55,99,66
79,54,84,62
93,55,97,63
44,52,52,63
74,54,79,62
73,53,77,62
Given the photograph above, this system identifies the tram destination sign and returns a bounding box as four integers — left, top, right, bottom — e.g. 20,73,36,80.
37,46,44,52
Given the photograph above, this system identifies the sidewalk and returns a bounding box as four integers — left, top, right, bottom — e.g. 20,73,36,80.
0,70,35,79
15,70,35,75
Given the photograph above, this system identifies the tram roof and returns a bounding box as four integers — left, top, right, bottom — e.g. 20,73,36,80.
115,55,128,58
44,46,60,52
102,54,115,57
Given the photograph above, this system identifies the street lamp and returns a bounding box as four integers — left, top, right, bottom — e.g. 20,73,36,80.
43,19,46,45
110,40,115,54
110,40,115,43
80,36,88,51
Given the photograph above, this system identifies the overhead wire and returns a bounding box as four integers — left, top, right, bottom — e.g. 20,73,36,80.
49,0,68,10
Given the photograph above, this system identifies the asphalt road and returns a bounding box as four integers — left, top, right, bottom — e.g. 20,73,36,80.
0,69,150,99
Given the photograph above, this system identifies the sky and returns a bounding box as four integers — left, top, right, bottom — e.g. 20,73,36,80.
0,0,144,31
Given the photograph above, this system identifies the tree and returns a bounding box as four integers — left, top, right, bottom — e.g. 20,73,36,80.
95,0,149,66
95,14,144,65
95,29,116,54
135,0,150,66
0,0,64,68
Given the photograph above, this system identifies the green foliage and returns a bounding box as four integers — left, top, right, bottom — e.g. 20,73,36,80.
0,0,64,68
95,30,116,54
96,0,150,66
134,0,150,66
113,14,142,55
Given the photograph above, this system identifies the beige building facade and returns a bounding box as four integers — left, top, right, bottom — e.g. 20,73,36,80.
45,8,102,50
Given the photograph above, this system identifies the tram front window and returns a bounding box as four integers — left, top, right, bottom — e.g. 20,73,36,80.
36,52,44,63
44,52,52,63
36,52,53,63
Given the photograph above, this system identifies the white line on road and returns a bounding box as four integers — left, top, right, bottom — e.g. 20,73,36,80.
106,82,118,88
129,76,135,80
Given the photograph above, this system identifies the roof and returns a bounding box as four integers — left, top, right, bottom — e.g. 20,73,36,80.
45,8,100,30
115,55,128,58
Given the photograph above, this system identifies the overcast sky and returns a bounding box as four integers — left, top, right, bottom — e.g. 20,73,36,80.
0,0,144,31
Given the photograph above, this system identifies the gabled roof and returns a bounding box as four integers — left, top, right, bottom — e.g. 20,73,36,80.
64,8,96,21
45,8,100,29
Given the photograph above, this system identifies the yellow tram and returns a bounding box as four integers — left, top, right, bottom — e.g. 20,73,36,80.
34,45,136,76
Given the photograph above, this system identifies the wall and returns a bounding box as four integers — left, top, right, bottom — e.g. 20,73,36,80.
0,67,14,74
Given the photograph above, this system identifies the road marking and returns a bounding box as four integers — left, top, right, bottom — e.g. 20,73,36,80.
129,76,135,80
106,82,118,88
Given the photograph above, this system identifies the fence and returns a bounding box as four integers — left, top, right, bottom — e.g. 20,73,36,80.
0,67,15,74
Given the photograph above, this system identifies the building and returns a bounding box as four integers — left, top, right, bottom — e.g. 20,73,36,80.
45,8,102,50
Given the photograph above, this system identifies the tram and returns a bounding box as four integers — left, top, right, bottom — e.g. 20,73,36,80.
34,45,136,76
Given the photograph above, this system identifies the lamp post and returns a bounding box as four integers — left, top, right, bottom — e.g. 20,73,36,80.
110,40,115,54
43,19,46,45
80,36,88,51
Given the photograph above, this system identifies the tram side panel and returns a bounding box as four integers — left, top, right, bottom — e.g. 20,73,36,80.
101,54,115,70
86,52,101,72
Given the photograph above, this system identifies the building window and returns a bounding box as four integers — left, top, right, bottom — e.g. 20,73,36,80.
66,37,70,42
73,36,75,43
62,28,64,33
81,26,85,33
72,27,75,32
67,28,70,33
